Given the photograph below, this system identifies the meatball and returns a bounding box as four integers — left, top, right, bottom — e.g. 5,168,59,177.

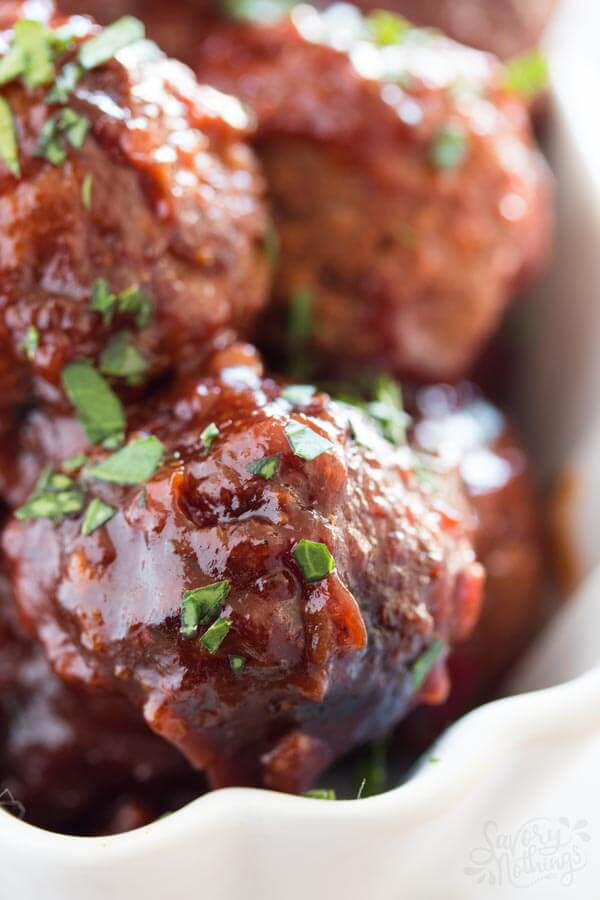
0,9,269,409
0,564,200,833
195,3,552,382
395,382,543,752
2,343,484,792
354,0,557,61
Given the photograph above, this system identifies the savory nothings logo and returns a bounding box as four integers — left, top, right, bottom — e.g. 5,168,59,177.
465,818,590,889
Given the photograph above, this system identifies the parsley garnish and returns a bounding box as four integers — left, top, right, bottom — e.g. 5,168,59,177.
229,654,245,673
15,468,84,521
90,279,152,328
81,497,115,536
62,452,87,472
46,61,81,104
366,376,408,446
354,741,387,797
21,325,39,360
62,360,125,445
246,453,280,480
281,384,316,407
293,539,336,583
502,50,548,99
100,331,148,384
284,421,333,460
411,638,446,691
0,98,19,176
13,19,55,88
37,107,89,165
200,422,219,449
85,435,165,485
200,617,231,654
304,789,336,800
78,16,145,70
430,124,469,170
81,172,92,209
180,580,231,639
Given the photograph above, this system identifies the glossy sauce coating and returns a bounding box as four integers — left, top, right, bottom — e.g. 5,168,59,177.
196,4,552,381
3,343,484,792
0,564,200,833
0,9,270,407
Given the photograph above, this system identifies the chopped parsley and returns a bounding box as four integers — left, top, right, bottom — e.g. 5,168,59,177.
287,288,313,377
229,654,245,673
281,384,316,407
15,467,84,521
200,617,231,654
36,107,89,165
85,435,165,485
13,19,55,88
200,422,219,450
21,325,39,360
284,421,333,460
46,61,82,104
81,497,115,536
78,16,145,70
180,580,231,639
411,638,446,691
62,360,126,445
367,10,410,46
100,331,148,384
354,741,387,797
293,539,336,583
304,789,336,800
502,49,548,99
430,124,469,170
0,97,19,176
81,172,92,209
366,376,408,446
246,453,280,480
90,279,153,329
61,452,87,473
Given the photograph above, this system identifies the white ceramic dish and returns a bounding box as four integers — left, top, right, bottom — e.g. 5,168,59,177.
2,1,600,897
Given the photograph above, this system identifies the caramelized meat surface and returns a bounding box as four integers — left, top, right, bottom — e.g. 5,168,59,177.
196,4,552,381
0,10,269,408
3,343,484,792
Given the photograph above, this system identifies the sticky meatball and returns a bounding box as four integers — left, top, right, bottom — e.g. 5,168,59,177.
0,9,269,408
394,382,543,753
0,563,201,833
3,343,484,793
195,4,552,382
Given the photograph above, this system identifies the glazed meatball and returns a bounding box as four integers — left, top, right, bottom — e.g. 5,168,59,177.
355,0,557,61
195,4,552,382
396,382,543,752
0,9,269,408
2,343,484,792
0,564,200,833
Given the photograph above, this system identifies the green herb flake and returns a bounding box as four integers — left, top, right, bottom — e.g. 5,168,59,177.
78,16,145,70
180,580,231,639
116,284,153,328
354,740,387,797
430,124,469,170
13,19,55,88
293,538,336,584
200,617,231,654
366,376,409,446
502,49,548,99
411,638,446,692
81,497,115,536
21,325,39,360
304,789,336,801
62,360,126,445
229,654,245,673
37,107,89,166
281,384,316,407
287,288,312,377
62,452,87,473
100,332,148,384
0,97,20,177
46,61,82,103
81,172,92,209
200,422,219,450
15,467,85,522
0,43,25,86
367,10,411,46
85,435,165,485
246,453,280,480
284,421,333,461
90,278,116,323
